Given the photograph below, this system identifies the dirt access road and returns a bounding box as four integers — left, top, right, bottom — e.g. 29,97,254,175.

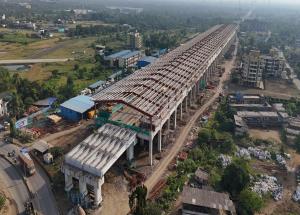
145,42,238,192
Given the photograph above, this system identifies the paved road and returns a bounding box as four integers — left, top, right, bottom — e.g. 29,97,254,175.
0,140,59,215
0,58,73,65
145,41,238,192
0,154,29,214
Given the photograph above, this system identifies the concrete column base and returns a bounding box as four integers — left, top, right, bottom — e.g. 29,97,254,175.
158,130,162,152
149,136,153,166
126,144,134,161
79,178,88,196
65,173,73,192
94,177,105,206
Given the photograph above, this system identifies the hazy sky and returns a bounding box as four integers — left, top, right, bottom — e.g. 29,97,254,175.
166,0,300,5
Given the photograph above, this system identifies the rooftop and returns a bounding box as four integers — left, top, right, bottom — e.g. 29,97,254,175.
32,140,52,154
60,95,94,113
138,56,157,63
237,111,279,118
33,97,57,107
64,123,136,177
105,50,131,59
120,50,141,59
93,24,237,123
89,80,106,90
194,168,209,181
182,186,235,213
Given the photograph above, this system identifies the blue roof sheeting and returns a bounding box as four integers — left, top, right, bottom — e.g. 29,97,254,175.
60,95,94,114
106,50,131,59
138,56,157,63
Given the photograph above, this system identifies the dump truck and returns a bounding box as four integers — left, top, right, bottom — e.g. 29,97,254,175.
19,152,36,176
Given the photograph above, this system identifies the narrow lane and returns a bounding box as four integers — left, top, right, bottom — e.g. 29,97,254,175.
0,141,60,215
0,156,30,214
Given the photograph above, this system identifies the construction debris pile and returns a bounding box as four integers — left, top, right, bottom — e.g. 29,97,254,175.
251,175,283,201
235,147,251,160
276,154,287,168
248,147,271,160
293,169,300,202
292,186,300,202
218,154,232,168
236,147,271,160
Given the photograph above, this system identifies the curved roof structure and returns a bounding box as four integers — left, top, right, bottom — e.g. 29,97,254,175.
92,24,237,122
65,123,136,177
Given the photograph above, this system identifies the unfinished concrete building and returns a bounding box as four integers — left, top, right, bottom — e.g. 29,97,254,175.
285,117,300,142
62,24,238,207
242,50,264,88
241,49,285,88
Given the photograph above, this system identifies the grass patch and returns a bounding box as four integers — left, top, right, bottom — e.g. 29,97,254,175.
0,33,38,45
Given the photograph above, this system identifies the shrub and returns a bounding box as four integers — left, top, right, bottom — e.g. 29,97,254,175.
0,194,6,210
238,189,264,215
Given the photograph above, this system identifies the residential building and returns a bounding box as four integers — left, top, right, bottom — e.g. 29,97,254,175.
105,50,142,68
263,48,285,78
285,117,300,142
234,115,248,136
228,94,263,104
129,31,142,50
241,49,285,88
181,186,236,215
242,50,264,88
0,92,10,118
236,111,282,127
295,39,300,49
194,168,209,187
118,51,142,68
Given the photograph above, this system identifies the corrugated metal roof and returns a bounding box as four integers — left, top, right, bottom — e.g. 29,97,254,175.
106,50,131,59
60,95,94,113
34,97,57,106
182,186,236,213
89,80,106,89
120,50,141,59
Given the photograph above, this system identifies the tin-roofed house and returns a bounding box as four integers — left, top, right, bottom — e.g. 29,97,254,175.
181,186,236,215
60,95,95,121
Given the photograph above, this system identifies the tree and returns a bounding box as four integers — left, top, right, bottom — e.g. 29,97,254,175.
9,118,17,138
238,189,264,215
51,70,59,79
198,128,212,144
129,185,148,215
49,147,64,159
221,160,250,197
8,92,24,119
24,97,34,107
0,194,5,210
294,135,300,153
176,159,197,174
144,203,162,215
62,75,76,99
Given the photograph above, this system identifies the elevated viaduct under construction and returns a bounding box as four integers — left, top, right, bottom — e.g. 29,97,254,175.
62,24,238,207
